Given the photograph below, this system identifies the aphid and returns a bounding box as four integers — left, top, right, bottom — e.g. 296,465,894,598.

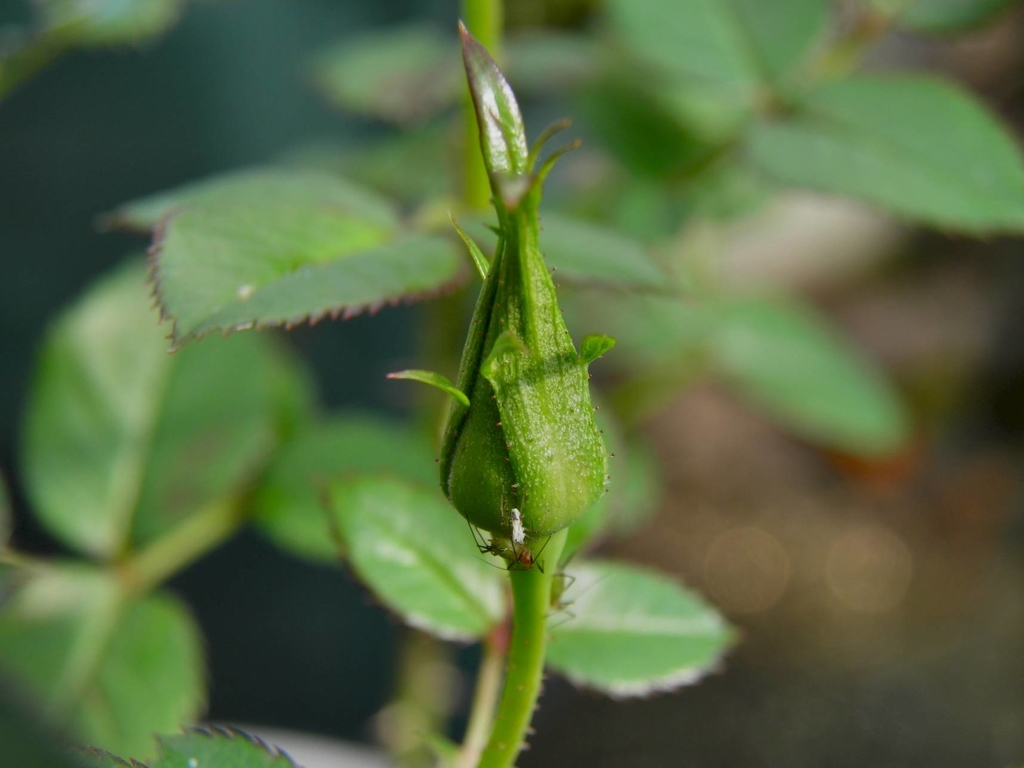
466,503,552,572
510,508,525,545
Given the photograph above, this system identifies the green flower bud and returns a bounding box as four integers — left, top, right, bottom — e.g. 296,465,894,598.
438,25,612,541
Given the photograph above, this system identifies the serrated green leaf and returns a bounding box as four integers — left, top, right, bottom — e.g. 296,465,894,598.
883,0,1019,32
253,416,435,561
38,0,186,47
0,563,204,758
746,74,1024,232
22,260,307,556
153,727,296,768
151,197,459,347
547,560,735,696
78,749,135,767
108,167,398,233
328,476,505,640
387,370,470,407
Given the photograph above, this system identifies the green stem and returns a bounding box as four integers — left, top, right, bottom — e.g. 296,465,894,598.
117,496,244,597
478,528,566,768
51,584,126,716
806,6,892,84
457,625,508,768
385,631,460,768
460,0,503,211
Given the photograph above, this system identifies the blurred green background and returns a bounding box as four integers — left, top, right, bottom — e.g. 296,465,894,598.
0,0,441,744
2,0,1024,766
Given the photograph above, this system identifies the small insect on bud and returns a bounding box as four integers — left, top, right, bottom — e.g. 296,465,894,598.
510,508,526,545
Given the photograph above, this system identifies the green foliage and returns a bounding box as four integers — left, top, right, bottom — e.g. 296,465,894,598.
152,727,297,768
883,0,1021,32
127,330,305,546
547,560,736,696
0,472,11,549
0,687,95,768
328,476,505,640
253,415,434,561
8,0,1024,763
538,213,674,291
577,293,909,456
110,168,398,233
706,298,910,456
79,750,137,767
562,424,663,565
727,0,830,83
748,75,1024,232
311,26,460,125
22,262,173,557
577,80,717,179
0,563,204,758
83,727,298,767
606,0,831,143
282,128,451,205
0,0,197,101
37,0,186,47
463,212,671,291
311,25,598,125
607,0,760,100
22,260,309,557
110,169,463,349
157,222,457,348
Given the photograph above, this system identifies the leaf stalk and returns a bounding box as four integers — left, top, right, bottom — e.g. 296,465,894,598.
117,496,244,597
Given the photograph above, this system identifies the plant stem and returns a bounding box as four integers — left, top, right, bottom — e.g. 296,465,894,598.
457,624,508,768
117,496,244,597
52,582,127,716
382,631,460,768
807,5,892,84
478,529,566,768
460,0,503,211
